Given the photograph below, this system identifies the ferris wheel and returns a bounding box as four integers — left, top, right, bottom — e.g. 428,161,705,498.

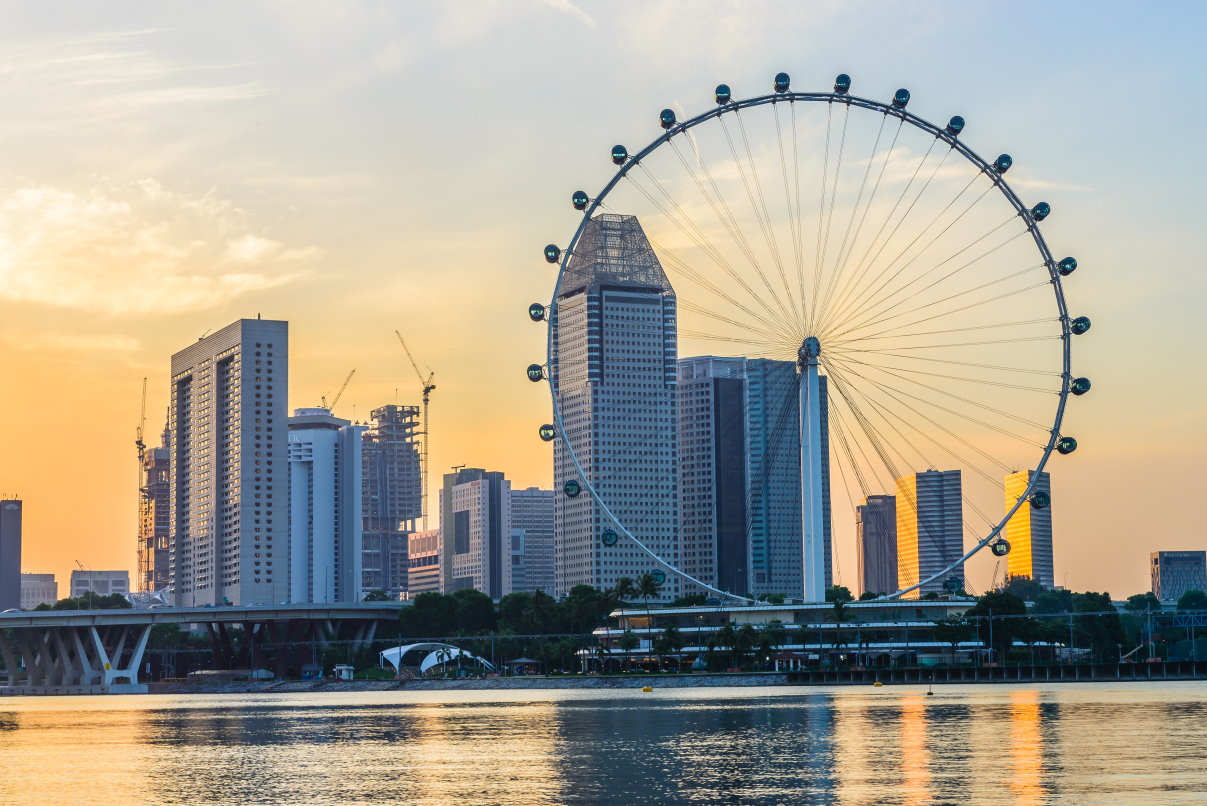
529,72,1090,602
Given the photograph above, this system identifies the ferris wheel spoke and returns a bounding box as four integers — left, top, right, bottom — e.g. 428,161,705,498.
811,102,852,333
675,299,789,343
787,102,807,323
849,316,1057,344
821,352,1058,394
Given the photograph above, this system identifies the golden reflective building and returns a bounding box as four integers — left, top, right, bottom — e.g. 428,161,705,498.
1004,470,1054,588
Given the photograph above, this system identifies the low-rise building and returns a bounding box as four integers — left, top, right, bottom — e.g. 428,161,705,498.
1151,551,1207,602
407,528,441,596
20,573,57,609
70,570,129,599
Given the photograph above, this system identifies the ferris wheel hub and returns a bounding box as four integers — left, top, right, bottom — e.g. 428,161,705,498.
798,337,821,365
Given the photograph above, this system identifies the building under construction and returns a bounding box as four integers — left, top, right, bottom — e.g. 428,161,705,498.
137,422,171,591
361,404,422,598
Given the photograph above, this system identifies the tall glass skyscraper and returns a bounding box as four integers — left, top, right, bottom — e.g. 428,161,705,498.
857,495,897,597
1004,470,1054,588
896,469,963,598
553,214,680,600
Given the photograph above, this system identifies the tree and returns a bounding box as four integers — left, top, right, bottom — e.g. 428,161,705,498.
735,624,758,670
932,615,975,666
452,588,497,634
593,640,609,674
363,589,394,602
715,623,738,670
669,593,706,608
661,624,685,671
757,593,786,604
966,591,1028,663
1035,588,1073,615
614,576,638,605
1073,591,1124,662
637,572,664,622
618,629,640,672
826,586,854,603
858,591,880,601
1002,575,1044,602
524,590,555,632
1177,590,1207,611
1125,592,1161,612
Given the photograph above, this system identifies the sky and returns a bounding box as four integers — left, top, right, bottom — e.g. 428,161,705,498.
0,0,1203,599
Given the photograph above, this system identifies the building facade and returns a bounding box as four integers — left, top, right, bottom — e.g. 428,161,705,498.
510,487,555,595
553,214,680,601
407,528,441,596
442,469,510,597
896,470,964,598
169,318,289,606
1004,470,1054,589
20,573,57,609
138,422,171,591
288,408,363,603
857,495,898,597
70,570,129,599
361,405,422,598
0,499,20,611
1151,551,1207,602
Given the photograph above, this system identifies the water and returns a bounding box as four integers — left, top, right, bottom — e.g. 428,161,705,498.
1,683,1204,805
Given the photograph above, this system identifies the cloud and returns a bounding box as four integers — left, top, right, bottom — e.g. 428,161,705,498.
542,0,597,28
0,180,316,316
1,330,140,354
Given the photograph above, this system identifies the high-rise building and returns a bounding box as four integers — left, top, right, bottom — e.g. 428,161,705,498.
20,573,57,609
138,421,171,591
407,528,442,595
1151,551,1207,602
1004,470,1054,588
896,469,964,598
857,495,897,597
361,405,422,598
287,408,363,603
552,214,680,601
510,487,555,595
169,318,289,606
0,499,20,611
70,570,129,599
441,468,510,597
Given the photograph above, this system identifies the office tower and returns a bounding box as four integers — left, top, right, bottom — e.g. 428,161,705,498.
70,570,129,598
678,356,748,597
441,468,509,597
0,499,21,611
20,573,57,609
361,405,422,598
511,487,555,595
169,318,289,606
552,214,680,600
1151,551,1207,601
1004,470,1054,588
287,408,363,603
407,528,442,595
896,469,964,598
857,495,898,597
138,421,171,591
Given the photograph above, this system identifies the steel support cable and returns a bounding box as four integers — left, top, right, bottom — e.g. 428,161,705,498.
820,171,989,335
827,215,1027,338
674,299,786,343
849,316,1057,344
819,352,1058,394
665,139,798,327
790,102,807,323
810,102,835,331
815,113,892,326
811,102,852,332
824,341,1060,377
774,102,806,319
842,335,1059,352
829,398,890,495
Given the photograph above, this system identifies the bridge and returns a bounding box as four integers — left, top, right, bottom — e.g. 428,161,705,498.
0,602,402,695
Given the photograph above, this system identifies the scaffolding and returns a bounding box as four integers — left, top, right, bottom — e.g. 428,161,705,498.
361,405,422,597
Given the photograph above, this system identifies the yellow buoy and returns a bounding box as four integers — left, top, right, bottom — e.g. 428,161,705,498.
873,681,883,687
642,686,653,692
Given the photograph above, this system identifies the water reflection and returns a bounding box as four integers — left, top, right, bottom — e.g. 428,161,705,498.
0,684,1205,805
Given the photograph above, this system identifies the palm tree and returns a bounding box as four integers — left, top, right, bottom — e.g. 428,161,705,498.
614,576,638,606
618,629,640,672
735,624,758,671
661,624,685,672
715,623,738,670
525,590,555,633
636,572,663,633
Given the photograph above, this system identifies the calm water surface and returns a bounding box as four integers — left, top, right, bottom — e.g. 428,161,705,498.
1,683,1204,805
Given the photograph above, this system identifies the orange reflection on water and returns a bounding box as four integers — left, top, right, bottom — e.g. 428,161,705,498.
1009,690,1043,805
899,695,931,805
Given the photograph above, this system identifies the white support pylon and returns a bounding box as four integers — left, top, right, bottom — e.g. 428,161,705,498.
799,337,826,603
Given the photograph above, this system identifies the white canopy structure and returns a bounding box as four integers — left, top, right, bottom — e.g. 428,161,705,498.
379,642,495,675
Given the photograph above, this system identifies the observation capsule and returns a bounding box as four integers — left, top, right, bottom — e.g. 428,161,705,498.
1057,436,1078,455
994,154,1013,174
529,302,546,322
774,72,791,93
564,479,582,498
611,144,628,165
526,363,544,382
715,84,732,105
659,108,676,129
1059,256,1078,276
651,569,667,585
1071,377,1091,396
1071,316,1092,335
1031,490,1051,510
1031,202,1051,221
834,74,851,94
601,529,618,547
544,244,561,264
943,576,962,592
947,115,965,136
572,190,589,210
991,540,1011,557
538,423,556,442
893,88,910,108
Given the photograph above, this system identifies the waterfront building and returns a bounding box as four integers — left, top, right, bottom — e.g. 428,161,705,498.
407,528,441,595
441,468,509,597
70,570,129,599
1004,470,1054,588
553,214,680,600
287,408,363,603
896,470,964,598
138,421,171,591
1151,551,1207,601
169,318,289,606
510,487,555,595
361,404,422,598
0,499,20,611
857,495,897,597
20,573,57,609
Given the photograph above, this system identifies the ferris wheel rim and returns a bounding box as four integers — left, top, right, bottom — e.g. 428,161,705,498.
543,84,1076,603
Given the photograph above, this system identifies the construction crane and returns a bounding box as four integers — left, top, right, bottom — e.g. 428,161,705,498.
321,369,356,413
135,377,147,467
135,378,148,594
396,331,436,530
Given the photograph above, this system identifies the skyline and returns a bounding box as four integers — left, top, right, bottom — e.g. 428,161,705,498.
1,2,1204,598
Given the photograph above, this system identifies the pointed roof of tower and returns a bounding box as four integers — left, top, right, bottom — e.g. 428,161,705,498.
559,214,675,298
